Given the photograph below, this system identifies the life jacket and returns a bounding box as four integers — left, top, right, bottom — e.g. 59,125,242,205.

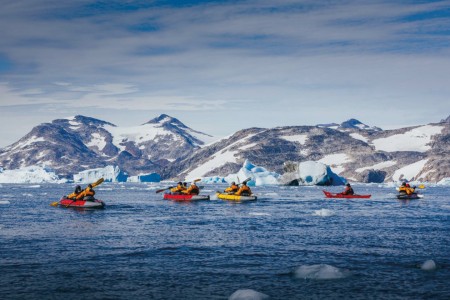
224,184,239,193
183,184,199,195
235,185,251,196
170,184,186,194
76,187,95,200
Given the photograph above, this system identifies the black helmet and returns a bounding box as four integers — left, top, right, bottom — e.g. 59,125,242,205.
231,181,235,185
346,183,351,187
178,182,182,185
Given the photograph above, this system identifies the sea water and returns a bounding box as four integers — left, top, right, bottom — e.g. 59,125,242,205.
0,183,449,299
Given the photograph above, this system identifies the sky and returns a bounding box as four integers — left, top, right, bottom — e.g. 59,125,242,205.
0,0,450,147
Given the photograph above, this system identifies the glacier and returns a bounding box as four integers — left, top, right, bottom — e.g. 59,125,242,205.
73,165,129,183
279,161,346,186
0,166,66,183
127,172,161,183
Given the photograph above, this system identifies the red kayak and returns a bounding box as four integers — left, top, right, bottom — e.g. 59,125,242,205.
58,198,105,208
323,190,371,199
163,193,210,201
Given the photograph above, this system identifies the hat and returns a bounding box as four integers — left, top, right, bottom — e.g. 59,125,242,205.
346,183,350,187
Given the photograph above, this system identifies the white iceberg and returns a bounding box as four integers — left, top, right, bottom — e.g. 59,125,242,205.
0,166,66,183
280,161,346,186
437,177,450,186
225,159,280,186
73,165,128,183
420,259,437,271
294,264,350,280
229,289,269,300
127,172,161,183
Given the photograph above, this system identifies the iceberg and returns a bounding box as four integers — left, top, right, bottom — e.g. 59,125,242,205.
73,165,128,183
0,166,65,183
279,161,346,186
437,177,450,186
225,159,280,186
229,289,269,300
127,173,161,183
200,176,227,184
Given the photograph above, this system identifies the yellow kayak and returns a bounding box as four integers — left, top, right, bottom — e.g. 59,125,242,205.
216,192,257,201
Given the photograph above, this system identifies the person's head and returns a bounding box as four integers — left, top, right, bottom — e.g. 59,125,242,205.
242,181,247,186
346,183,351,187
405,183,410,187
88,184,93,189
231,181,235,185
401,182,406,186
75,185,81,192
183,182,187,186
178,182,182,185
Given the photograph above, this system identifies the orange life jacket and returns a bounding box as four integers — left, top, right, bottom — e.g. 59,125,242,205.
235,185,251,196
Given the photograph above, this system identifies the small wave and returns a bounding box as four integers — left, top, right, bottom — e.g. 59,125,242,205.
421,259,437,271
313,209,335,217
22,193,33,197
29,185,41,188
249,212,271,216
0,200,10,205
294,264,351,280
264,192,279,197
229,289,269,300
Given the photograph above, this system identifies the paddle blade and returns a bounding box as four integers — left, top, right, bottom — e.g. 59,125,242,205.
418,184,425,189
155,186,173,193
92,178,105,188
194,178,201,183
50,201,59,207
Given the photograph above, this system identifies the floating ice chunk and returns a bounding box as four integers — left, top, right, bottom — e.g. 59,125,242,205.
0,200,10,205
225,159,280,186
294,264,350,280
249,212,271,216
313,209,335,217
74,165,128,183
421,259,437,271
229,289,269,300
200,176,227,184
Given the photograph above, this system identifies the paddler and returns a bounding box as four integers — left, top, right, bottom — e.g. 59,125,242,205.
341,183,354,195
182,181,200,195
224,181,239,194
76,184,96,200
66,185,82,200
170,182,186,194
399,182,415,195
235,181,252,196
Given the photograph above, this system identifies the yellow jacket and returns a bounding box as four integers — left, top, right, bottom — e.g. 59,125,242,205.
399,186,415,195
224,184,239,193
170,184,186,193
182,184,199,195
76,186,95,200
235,185,251,196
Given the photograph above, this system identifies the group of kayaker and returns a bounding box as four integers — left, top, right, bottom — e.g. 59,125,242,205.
66,184,96,200
223,181,252,196
170,181,200,195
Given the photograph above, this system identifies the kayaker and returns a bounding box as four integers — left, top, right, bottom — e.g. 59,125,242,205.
224,181,239,194
399,182,415,195
170,182,186,194
182,182,200,195
341,183,354,195
76,184,96,200
235,181,252,196
66,185,82,200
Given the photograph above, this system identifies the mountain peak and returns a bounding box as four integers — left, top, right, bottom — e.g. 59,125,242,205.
145,114,187,128
340,119,382,131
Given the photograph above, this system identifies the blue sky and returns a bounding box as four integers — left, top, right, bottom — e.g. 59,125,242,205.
1,0,450,147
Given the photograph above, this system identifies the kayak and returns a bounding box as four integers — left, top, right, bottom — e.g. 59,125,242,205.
397,193,422,200
323,190,371,199
216,192,257,202
163,193,210,201
58,198,105,208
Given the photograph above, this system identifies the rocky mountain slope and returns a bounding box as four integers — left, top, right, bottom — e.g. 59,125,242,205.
164,118,449,183
0,115,448,183
0,114,214,178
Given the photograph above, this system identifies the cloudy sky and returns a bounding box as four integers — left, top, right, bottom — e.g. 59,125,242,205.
1,0,449,147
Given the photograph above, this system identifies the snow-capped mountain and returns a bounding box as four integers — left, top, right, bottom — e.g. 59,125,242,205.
0,114,215,178
164,118,449,183
317,118,382,132
0,115,448,183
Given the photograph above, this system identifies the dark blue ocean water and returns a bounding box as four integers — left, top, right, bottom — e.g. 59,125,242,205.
0,183,449,300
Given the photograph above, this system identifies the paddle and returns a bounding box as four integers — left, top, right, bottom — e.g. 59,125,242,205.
50,178,105,207
155,186,174,194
